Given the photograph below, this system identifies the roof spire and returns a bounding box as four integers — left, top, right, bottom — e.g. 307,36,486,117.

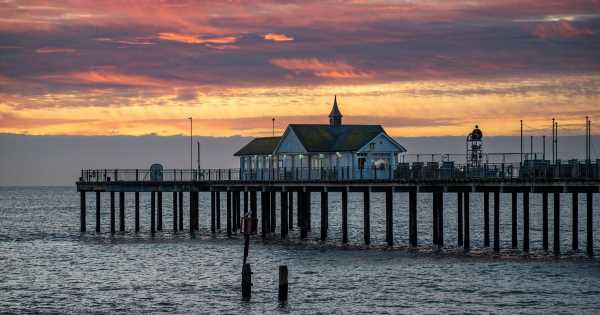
329,95,342,127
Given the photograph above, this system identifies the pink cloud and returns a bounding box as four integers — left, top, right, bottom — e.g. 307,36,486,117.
270,58,374,79
157,32,237,45
264,33,294,42
40,70,173,87
532,21,594,38
35,47,77,53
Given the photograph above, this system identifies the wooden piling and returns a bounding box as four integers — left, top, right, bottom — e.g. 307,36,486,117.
542,192,548,250
261,191,269,238
189,192,194,233
281,190,288,239
484,192,490,247
493,191,500,252
306,191,311,231
572,192,578,251
385,189,393,246
178,191,183,231
321,191,328,241
96,191,101,232
554,192,560,255
409,189,417,247
80,191,86,232
134,192,139,232
211,191,216,233
270,191,277,233
233,191,240,232
110,192,115,233
216,191,221,230
173,191,178,231
242,263,252,301
523,191,530,253
297,190,302,229
511,192,517,249
244,191,248,216
157,192,163,231
278,265,288,303
457,192,463,247
342,189,348,244
363,190,370,245
288,191,294,230
464,191,470,250
586,192,593,256
227,191,232,236
119,192,125,232
150,191,156,233
300,190,307,239
438,191,444,247
250,191,257,233
432,192,438,246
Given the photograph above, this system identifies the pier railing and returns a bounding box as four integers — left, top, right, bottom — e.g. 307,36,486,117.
79,159,600,183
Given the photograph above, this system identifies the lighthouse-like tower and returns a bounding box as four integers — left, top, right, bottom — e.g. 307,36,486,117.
466,125,483,168
329,95,342,127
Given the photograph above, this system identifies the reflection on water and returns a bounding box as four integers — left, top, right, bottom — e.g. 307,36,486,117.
1,187,599,313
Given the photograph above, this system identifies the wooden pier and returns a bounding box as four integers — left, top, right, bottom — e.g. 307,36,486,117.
77,168,598,256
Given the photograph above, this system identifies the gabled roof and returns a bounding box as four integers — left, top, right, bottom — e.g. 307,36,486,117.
288,124,390,152
234,137,281,156
329,95,342,118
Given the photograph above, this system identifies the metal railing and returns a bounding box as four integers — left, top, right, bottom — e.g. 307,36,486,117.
78,159,600,183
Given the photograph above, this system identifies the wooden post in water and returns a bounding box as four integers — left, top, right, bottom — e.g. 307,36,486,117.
493,191,500,252
227,191,232,237
281,190,288,239
543,192,549,250
150,191,156,233
306,191,311,231
363,190,370,245
385,188,393,246
321,190,328,241
270,191,276,233
250,191,257,233
523,191,530,253
243,191,248,217
464,191,470,250
297,190,302,229
511,192,517,249
438,191,444,247
300,190,307,239
189,192,194,233
242,263,252,301
210,191,216,233
587,192,593,256
288,192,294,230
172,191,178,231
457,192,463,247
553,192,560,255
233,191,240,232
178,191,183,231
119,192,125,232
110,192,115,233
342,189,348,244
278,265,288,303
216,191,221,230
572,192,578,251
96,191,101,232
157,192,163,231
432,192,438,246
409,190,417,247
134,192,139,232
484,192,490,247
261,191,268,238
80,191,86,232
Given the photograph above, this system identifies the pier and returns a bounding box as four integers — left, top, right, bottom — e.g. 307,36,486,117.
77,162,599,256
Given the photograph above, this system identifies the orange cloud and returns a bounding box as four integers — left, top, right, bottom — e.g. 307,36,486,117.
35,47,77,54
532,21,594,38
157,32,237,45
41,70,172,87
264,33,294,42
270,58,374,79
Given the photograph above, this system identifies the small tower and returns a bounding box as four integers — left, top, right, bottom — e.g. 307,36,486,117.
466,125,484,168
329,95,342,127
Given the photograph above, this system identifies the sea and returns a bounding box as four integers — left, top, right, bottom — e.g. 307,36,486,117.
1,186,599,314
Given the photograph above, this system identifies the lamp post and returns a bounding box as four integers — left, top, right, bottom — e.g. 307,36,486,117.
188,117,192,180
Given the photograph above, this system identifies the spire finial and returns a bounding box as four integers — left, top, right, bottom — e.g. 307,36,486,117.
329,95,342,127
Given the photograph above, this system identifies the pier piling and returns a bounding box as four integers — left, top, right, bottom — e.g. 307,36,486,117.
157,192,163,231
363,190,370,245
250,191,257,233
150,191,156,233
306,192,311,231
119,192,125,232
464,191,470,250
484,192,490,247
385,189,393,246
178,191,183,231
300,190,307,239
80,192,86,232
342,189,348,244
432,192,438,246
321,191,328,241
211,191,216,233
173,191,178,231
493,191,500,252
288,192,293,230
524,191,530,253
281,190,288,239
189,192,194,233
512,192,517,249
96,191,101,232
242,263,252,301
134,192,139,232
227,191,232,236
261,191,268,237
216,191,221,230
587,192,593,256
457,192,463,247
543,192,548,250
554,192,560,255
438,191,444,247
271,192,276,233
110,192,115,233
409,190,417,247
572,192,578,251
278,265,288,303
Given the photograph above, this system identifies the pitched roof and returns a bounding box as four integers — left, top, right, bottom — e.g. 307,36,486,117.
234,137,281,156
288,124,394,152
329,95,342,118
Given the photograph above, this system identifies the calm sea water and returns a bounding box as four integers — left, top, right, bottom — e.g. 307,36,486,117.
1,186,599,314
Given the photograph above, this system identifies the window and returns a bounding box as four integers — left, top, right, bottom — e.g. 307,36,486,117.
369,143,375,150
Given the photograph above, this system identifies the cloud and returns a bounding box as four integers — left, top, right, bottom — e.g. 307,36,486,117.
95,37,154,45
40,70,173,87
157,32,237,45
264,33,294,42
270,58,374,79
35,47,77,53
531,21,594,38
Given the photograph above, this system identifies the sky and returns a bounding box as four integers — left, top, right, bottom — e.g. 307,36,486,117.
1,0,600,137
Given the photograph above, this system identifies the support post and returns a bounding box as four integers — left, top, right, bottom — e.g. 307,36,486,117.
464,191,470,250
216,191,221,230
288,191,294,230
227,191,232,237
297,190,302,229
157,192,163,231
96,191,101,232
321,190,328,241
385,189,393,246
457,192,463,247
270,191,276,233
554,192,560,255
250,191,257,234
523,191,530,253
300,190,307,239
242,263,252,301
110,192,115,233
150,191,156,233
189,192,194,233
409,190,417,247
572,192,578,251
543,192,548,250
119,192,125,232
244,190,248,216
342,189,348,244
80,191,86,232
211,191,216,233
363,190,370,245
587,192,593,256
233,191,239,232
135,192,139,232
281,190,288,239
306,191,311,231
484,192,490,247
493,191,500,252
261,191,268,238
432,192,438,246
173,191,178,231
511,192,517,249
438,191,444,247
278,265,288,303
178,191,183,231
